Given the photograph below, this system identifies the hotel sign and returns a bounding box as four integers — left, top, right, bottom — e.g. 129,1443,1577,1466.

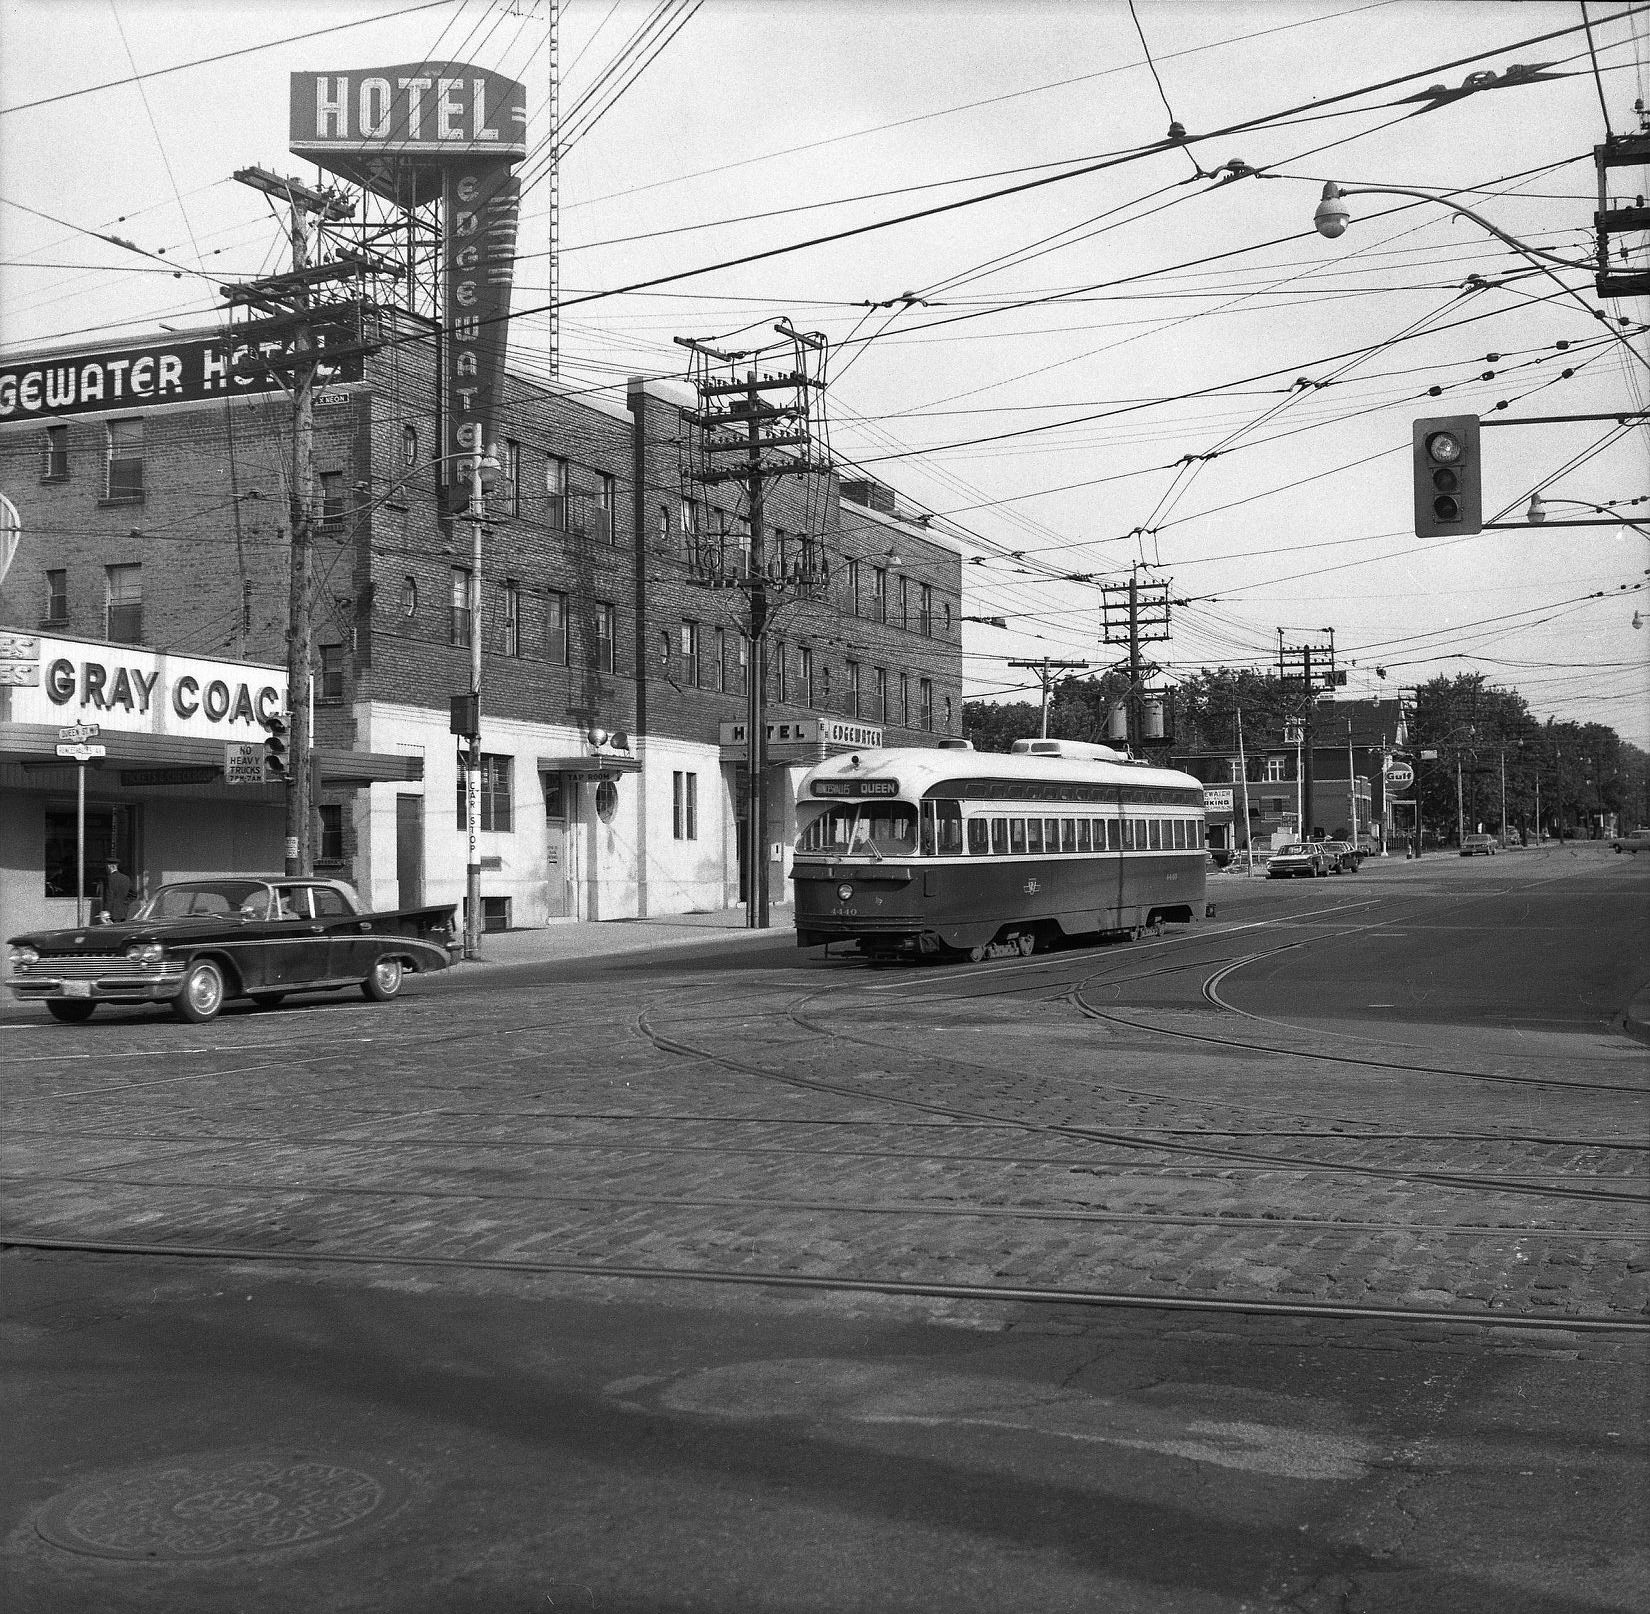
290,61,525,492
0,335,361,421
721,719,885,753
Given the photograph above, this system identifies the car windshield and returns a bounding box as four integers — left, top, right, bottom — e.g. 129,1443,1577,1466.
1280,845,1310,856
130,880,271,921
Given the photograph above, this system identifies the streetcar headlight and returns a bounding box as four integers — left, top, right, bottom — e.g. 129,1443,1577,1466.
9,945,39,970
837,884,854,901
124,942,165,965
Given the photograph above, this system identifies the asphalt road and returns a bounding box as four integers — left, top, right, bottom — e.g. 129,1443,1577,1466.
2,844,1646,1612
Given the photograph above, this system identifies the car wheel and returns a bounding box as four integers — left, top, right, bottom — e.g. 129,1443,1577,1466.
250,993,286,1009
173,959,227,1023
47,1000,96,1023
362,955,404,1002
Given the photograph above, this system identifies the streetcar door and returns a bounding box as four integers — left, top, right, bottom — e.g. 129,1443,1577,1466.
920,800,937,856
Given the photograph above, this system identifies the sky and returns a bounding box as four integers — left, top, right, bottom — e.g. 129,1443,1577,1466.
2,0,1646,744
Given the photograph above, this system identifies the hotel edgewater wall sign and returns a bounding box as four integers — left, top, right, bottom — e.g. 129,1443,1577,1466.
3,635,285,739
289,61,526,491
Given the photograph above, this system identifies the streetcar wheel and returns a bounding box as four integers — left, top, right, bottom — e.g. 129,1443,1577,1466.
969,945,988,963
173,960,226,1023
1014,932,1036,957
47,1000,96,1023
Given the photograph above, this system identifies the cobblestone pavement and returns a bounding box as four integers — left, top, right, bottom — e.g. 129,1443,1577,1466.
2,856,1645,1329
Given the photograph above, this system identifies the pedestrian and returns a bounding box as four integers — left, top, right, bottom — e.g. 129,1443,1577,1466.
102,857,133,923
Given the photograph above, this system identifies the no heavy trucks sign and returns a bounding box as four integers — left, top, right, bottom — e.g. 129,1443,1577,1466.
224,742,266,786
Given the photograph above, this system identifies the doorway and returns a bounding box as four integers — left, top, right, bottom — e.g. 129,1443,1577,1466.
542,772,573,919
395,794,424,910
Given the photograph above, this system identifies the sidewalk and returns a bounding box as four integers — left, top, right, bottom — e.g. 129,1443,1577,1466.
455,901,796,971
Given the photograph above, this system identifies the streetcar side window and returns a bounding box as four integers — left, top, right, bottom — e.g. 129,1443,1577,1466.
1009,818,1027,855
1134,817,1148,848
991,817,1008,854
1173,819,1186,850
1062,818,1076,852
1026,818,1043,854
1077,820,1091,852
1148,820,1161,851
968,817,989,855
1105,819,1119,850
937,802,963,854
1044,817,1059,852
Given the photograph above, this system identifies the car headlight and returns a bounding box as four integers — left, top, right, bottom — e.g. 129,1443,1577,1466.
123,942,166,965
9,945,39,969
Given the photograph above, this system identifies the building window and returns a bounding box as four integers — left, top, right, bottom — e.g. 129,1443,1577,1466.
800,646,815,707
501,580,520,657
773,639,787,703
713,626,727,693
546,457,567,528
680,498,696,545
450,568,472,647
899,574,910,629
457,753,514,832
800,530,819,582
847,660,861,719
595,472,616,542
1229,757,1243,783
875,666,887,722
42,425,67,482
848,558,860,616
944,695,953,733
821,666,832,707
920,583,934,637
318,643,344,701
873,566,887,622
504,440,520,518
680,620,701,686
402,575,418,617
317,470,345,534
546,590,568,665
1265,755,1287,782
403,424,418,466
772,528,789,578
44,569,67,626
105,419,143,501
943,601,952,635
673,771,698,840
919,678,933,731
318,803,344,861
105,564,141,644
594,601,616,672
736,637,747,695
899,671,910,727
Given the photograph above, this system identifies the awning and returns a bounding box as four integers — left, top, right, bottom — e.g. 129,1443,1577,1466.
537,752,643,778
1,722,423,786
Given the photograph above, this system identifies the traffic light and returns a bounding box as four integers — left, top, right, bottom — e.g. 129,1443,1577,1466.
262,712,290,781
1412,414,1481,537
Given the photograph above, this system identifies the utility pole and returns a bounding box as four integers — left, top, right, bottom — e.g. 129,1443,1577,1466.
1100,566,1170,750
1235,707,1254,875
1008,658,1090,738
228,167,355,876
678,323,829,929
1279,628,1335,840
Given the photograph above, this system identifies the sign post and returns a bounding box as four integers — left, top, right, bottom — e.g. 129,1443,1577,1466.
57,726,103,925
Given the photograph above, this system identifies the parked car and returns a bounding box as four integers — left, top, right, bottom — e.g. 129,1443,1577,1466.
6,877,458,1024
1319,840,1362,873
1459,833,1497,857
1266,843,1330,879
1610,827,1650,854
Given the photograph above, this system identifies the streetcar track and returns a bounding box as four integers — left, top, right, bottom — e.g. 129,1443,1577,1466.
635,1003,1647,1205
6,1234,1642,1336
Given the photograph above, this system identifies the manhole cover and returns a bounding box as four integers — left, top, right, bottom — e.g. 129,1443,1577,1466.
36,1449,408,1560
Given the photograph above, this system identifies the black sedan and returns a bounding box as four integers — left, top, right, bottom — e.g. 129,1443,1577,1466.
6,877,458,1023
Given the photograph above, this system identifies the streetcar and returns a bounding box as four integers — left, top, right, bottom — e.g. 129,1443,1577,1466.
790,738,1207,960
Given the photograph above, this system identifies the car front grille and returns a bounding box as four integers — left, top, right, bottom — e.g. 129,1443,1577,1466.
25,956,162,980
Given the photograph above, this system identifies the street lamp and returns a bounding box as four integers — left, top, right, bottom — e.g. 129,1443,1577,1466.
1312,182,1595,272
462,444,503,962
1526,494,1650,535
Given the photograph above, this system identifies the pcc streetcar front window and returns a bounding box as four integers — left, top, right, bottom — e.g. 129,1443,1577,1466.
796,801,917,857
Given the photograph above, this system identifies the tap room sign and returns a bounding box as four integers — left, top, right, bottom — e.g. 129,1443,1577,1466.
3,635,285,741
290,61,525,492
0,335,361,421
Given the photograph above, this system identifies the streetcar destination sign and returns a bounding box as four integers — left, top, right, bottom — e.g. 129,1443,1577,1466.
812,778,899,798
